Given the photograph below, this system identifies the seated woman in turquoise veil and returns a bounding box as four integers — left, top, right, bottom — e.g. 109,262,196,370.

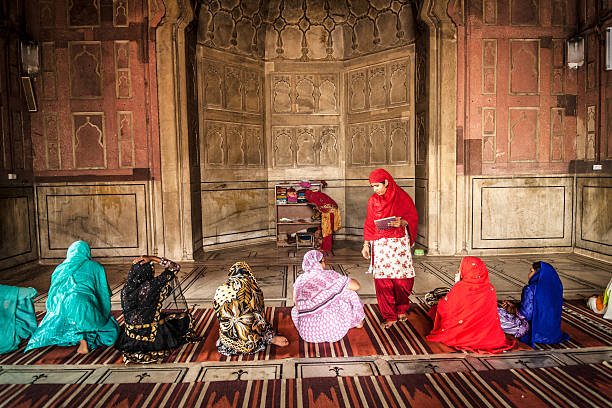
0,285,38,354
26,241,119,354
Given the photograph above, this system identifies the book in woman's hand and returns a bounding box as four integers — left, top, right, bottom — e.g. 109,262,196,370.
374,216,397,230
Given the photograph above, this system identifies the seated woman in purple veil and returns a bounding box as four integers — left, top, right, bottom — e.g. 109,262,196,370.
499,261,570,346
291,250,365,343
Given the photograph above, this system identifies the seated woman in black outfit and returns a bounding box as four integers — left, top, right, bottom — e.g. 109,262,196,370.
115,255,196,364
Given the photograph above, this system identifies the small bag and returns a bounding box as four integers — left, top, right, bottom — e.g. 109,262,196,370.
424,287,450,307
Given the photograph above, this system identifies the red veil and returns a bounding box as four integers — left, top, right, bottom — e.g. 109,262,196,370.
363,169,418,245
427,257,515,353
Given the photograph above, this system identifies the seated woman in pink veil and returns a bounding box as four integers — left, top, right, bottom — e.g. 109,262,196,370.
291,250,365,343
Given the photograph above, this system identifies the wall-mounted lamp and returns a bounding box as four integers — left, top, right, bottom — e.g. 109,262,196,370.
19,40,39,112
20,40,40,76
567,37,584,70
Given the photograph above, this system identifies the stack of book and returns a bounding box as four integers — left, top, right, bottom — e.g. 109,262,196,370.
297,189,307,203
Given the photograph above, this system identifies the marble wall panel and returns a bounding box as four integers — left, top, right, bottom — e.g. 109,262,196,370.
114,41,132,99
347,57,412,114
272,125,339,168
113,0,129,27
575,177,612,257
508,108,538,162
348,118,412,167
203,121,264,169
510,0,539,26
201,182,269,247
68,0,101,27
271,73,339,114
201,58,263,114
41,42,57,100
472,177,573,249
72,113,106,169
482,108,496,163
36,184,148,258
482,39,497,95
69,42,103,99
551,39,565,95
0,187,37,270
510,40,540,95
550,108,565,162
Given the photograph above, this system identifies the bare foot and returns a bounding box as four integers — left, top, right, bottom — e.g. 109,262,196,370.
76,339,89,354
270,336,289,347
397,313,408,322
355,320,365,329
380,320,396,329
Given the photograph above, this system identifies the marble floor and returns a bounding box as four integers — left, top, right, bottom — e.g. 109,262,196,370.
1,241,611,385
4,240,610,311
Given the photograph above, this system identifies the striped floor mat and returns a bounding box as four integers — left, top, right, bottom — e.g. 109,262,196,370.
0,362,610,407
0,301,609,366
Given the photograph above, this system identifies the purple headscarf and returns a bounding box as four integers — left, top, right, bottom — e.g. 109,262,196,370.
294,250,350,315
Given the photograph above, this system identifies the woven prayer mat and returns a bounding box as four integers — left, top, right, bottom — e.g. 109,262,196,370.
0,301,609,366
0,362,610,407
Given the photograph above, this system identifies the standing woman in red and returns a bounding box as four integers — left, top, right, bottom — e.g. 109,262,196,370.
362,169,418,328
427,257,515,353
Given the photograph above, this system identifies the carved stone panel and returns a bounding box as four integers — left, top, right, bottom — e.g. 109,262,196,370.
508,108,539,162
510,0,539,26
113,0,129,27
272,76,292,113
204,63,223,108
39,0,55,28
370,122,387,164
296,128,316,165
41,42,57,100
368,66,387,109
69,42,103,99
482,108,496,163
586,105,596,160
510,40,539,95
389,62,409,105
205,122,226,166
349,124,368,166
482,39,497,95
551,0,566,26
44,113,60,170
389,119,410,164
483,0,497,25
244,70,261,113
320,127,338,166
114,41,131,99
273,127,294,167
551,39,565,95
271,125,339,168
416,112,426,165
225,67,243,111
349,71,367,112
227,124,245,166
117,111,134,168
68,0,100,27
318,77,337,113
550,108,564,162
72,113,106,169
245,126,264,166
295,76,316,113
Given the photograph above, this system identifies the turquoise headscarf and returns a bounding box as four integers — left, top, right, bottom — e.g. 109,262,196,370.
25,241,119,352
0,285,37,353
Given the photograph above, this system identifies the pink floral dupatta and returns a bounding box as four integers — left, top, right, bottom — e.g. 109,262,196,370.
294,250,350,316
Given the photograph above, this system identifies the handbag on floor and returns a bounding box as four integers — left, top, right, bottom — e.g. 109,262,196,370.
424,287,450,307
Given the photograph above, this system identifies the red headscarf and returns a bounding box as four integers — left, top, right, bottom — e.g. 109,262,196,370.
363,169,418,245
427,257,515,353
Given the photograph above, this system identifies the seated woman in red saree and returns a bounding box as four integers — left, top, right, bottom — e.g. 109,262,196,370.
427,257,515,353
